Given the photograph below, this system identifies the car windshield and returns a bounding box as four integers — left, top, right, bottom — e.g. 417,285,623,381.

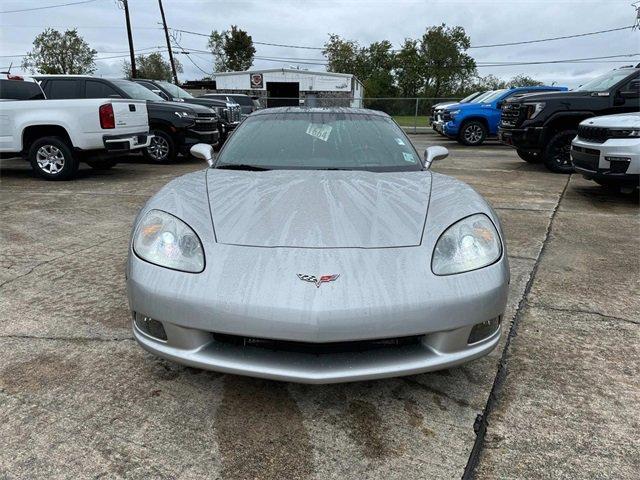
478,89,507,103
217,111,423,172
112,79,164,101
229,95,254,106
460,91,480,103
157,80,194,99
574,70,635,92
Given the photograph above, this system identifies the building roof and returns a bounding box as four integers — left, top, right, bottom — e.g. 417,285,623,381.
212,68,357,80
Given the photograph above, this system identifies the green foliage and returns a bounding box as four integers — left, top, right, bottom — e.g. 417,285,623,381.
122,52,183,81
418,24,476,98
22,28,96,74
208,26,256,71
508,74,544,87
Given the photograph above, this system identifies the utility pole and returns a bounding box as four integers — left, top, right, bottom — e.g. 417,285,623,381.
120,0,136,78
158,0,178,84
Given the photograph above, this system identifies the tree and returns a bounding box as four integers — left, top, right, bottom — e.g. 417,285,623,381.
395,39,423,97
508,74,544,87
323,35,396,97
22,28,96,74
323,34,363,76
207,26,255,71
122,52,183,81
419,24,476,98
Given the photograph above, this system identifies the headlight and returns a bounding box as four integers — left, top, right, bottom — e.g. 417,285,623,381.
609,128,640,138
432,214,501,275
133,210,205,273
449,109,460,117
523,102,546,119
174,111,195,119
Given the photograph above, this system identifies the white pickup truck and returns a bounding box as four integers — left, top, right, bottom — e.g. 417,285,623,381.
0,74,152,180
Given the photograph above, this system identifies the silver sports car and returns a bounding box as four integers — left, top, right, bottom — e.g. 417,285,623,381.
127,107,509,383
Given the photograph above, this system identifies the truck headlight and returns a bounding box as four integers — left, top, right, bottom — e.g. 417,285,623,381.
609,128,640,138
523,102,545,119
432,214,502,275
133,210,205,273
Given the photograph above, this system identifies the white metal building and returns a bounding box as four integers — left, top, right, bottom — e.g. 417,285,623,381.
209,68,364,108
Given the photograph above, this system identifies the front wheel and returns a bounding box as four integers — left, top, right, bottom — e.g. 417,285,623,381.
517,149,541,163
458,121,487,146
143,130,176,163
543,130,577,173
28,136,79,180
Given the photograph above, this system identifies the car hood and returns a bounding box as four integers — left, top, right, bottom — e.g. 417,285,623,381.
147,100,210,114
581,112,640,128
206,169,432,248
507,90,593,103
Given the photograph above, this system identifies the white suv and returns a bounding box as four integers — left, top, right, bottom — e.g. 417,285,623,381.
571,112,640,192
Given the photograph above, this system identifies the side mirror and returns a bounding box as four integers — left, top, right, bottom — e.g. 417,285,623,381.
190,143,215,167
424,146,449,169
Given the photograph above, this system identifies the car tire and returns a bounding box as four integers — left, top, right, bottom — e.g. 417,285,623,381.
143,129,176,163
516,149,541,163
543,129,577,173
86,159,117,170
28,136,79,180
458,121,487,146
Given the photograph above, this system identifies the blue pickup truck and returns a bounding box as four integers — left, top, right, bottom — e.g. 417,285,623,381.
440,85,568,146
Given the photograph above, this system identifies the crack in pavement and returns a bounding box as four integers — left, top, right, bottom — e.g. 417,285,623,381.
462,174,572,479
0,233,130,289
0,334,134,343
527,303,640,326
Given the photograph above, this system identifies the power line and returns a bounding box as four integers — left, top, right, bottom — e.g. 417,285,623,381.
170,24,635,52
469,25,635,48
0,0,101,14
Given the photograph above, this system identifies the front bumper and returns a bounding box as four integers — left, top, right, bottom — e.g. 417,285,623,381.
127,246,509,383
498,126,544,152
132,318,502,384
442,121,459,137
103,131,152,152
571,137,640,185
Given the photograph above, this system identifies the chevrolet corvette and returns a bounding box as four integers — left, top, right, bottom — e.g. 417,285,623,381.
127,107,509,383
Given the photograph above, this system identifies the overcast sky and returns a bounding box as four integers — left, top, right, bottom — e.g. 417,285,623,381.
0,0,638,89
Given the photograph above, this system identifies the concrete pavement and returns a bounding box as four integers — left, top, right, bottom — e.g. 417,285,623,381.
0,133,637,479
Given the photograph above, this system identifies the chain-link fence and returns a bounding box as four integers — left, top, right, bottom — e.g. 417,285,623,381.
183,89,462,133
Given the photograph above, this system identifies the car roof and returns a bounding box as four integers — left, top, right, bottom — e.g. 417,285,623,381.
252,107,389,117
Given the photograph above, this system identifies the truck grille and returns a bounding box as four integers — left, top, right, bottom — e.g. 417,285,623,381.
577,125,609,143
229,105,241,122
500,103,522,128
193,114,217,132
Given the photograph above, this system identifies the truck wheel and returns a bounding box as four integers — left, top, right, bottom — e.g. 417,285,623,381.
28,136,79,180
86,159,117,170
543,129,577,173
144,129,176,163
516,149,541,163
458,121,487,146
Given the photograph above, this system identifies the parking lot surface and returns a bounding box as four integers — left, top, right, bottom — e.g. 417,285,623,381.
1,133,638,479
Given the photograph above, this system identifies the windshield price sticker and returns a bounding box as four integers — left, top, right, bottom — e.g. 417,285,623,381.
306,123,332,142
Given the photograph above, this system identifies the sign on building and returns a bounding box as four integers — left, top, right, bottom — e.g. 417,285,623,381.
250,73,264,89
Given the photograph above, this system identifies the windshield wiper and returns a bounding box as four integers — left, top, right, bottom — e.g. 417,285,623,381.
216,163,271,171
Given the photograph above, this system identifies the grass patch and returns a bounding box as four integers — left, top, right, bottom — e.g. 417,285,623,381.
392,115,430,127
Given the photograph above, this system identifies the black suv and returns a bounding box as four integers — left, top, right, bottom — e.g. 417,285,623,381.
36,76,220,163
498,65,640,173
133,79,241,141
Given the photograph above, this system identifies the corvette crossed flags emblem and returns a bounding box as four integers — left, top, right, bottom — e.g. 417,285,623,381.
297,273,340,288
